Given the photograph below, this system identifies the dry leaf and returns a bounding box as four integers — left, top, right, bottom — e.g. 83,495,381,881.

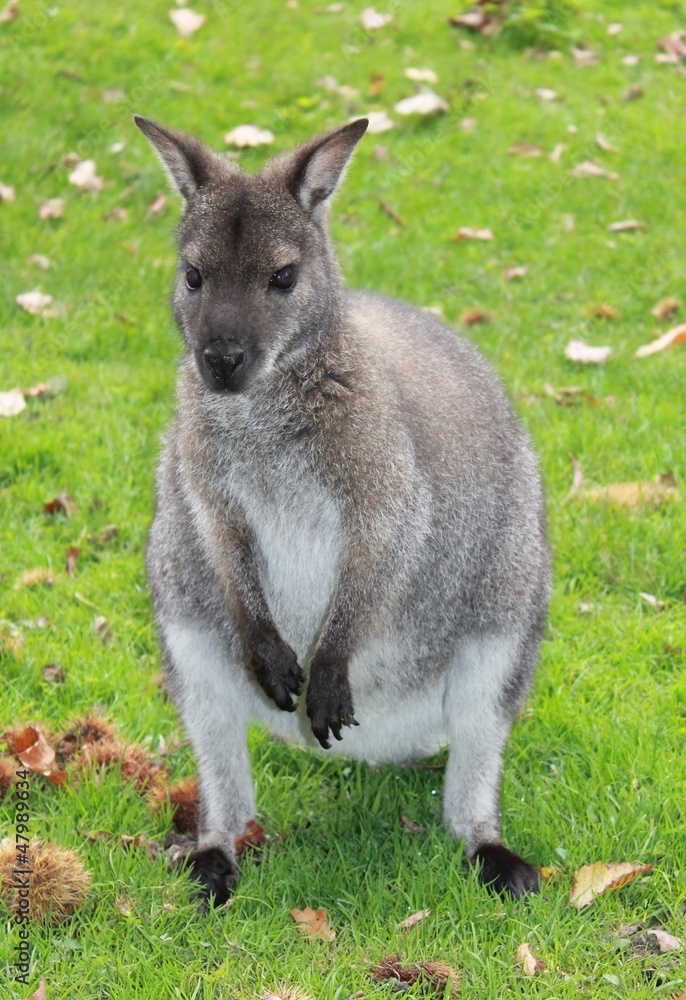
568,452,584,494
397,908,432,930
224,124,274,147
0,387,26,417
503,265,527,280
103,207,127,222
596,132,618,153
449,10,488,31
658,31,686,62
39,198,64,219
290,906,335,942
44,491,77,518
234,818,266,858
589,303,620,320
26,976,47,1000
28,254,52,270
565,340,611,364
578,602,594,614
622,54,640,66
651,297,681,321
169,7,205,36
609,219,645,233
647,929,682,954
635,323,686,358
0,0,19,24
570,160,618,180
460,308,491,326
16,567,56,588
508,142,542,157
400,814,426,834
11,725,67,785
516,942,547,976
549,142,565,163
639,592,664,609
452,227,493,242
0,181,15,202
607,22,623,35
94,616,112,642
263,989,314,1000
66,547,80,578
394,92,449,116
145,191,167,220
405,67,438,84
570,861,653,908
460,117,477,132
364,110,394,134
380,201,406,227
571,46,598,67
623,84,644,102
42,664,65,684
535,87,560,101
579,478,679,510
68,159,103,193
360,7,392,29
16,290,53,315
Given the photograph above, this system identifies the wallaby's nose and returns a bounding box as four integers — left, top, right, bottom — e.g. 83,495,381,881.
201,341,245,392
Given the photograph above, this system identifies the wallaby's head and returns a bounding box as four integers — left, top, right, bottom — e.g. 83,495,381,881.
135,116,368,393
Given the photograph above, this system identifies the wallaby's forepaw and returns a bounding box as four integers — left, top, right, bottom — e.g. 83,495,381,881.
188,845,238,908
306,662,358,749
471,842,540,899
249,635,304,712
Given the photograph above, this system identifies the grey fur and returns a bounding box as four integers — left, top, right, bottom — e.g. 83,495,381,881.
136,115,551,901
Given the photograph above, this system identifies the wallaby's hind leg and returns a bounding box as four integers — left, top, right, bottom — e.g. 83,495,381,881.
443,633,539,899
162,623,255,905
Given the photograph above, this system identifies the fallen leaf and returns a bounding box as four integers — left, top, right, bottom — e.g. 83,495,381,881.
657,31,686,62
61,152,80,169
16,290,53,315
460,117,477,132
623,84,644,102
66,547,80,578
290,906,335,942
397,908,432,930
535,87,560,101
607,22,623,36
635,323,686,358
596,132,618,153
44,491,77,518
103,207,127,222
647,929,682,954
578,602,594,614
0,181,15,202
42,664,65,684
26,975,47,1000
28,253,52,270
570,861,653,908
11,725,67,785
224,124,274,147
371,955,460,998
360,7,392,30
364,110,394,134
570,160,618,180
405,67,438,84
589,303,620,320
0,0,19,24
94,616,112,642
263,989,315,1000
607,220,646,235
145,191,168,220
571,46,598,68
68,159,103,193
568,453,584,494
16,567,56,588
400,814,426,834
380,201,406,227
577,478,679,510
368,71,385,97
516,942,547,976
452,227,493,242
651,297,681,321
449,10,489,31
0,387,26,417
394,91,449,116
503,265,527,280
508,142,542,157
460,308,491,326
565,340,611,364
234,819,266,858
549,142,566,163
639,592,664,609
622,54,640,66
169,7,205,36
39,197,64,219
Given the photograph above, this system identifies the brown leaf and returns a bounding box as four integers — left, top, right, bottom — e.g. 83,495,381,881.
452,226,493,242
0,0,19,24
42,664,65,684
26,975,47,1000
379,201,406,227
651,297,681,321
635,323,686,358
11,725,68,785
103,207,127,222
609,219,646,233
567,452,584,495
623,84,644,102
400,814,426,834
397,908,432,930
516,942,547,976
146,191,168,220
570,861,653,908
43,491,76,518
658,31,686,62
595,132,618,153
639,592,664,609
449,10,489,31
16,567,56,588
589,303,620,320
234,818,266,858
28,254,52,270
94,616,112,642
0,387,26,417
289,906,335,942
68,160,103,193
460,308,491,327
578,478,679,510
508,142,542,158
535,87,560,101
503,265,527,280
565,340,611,364
646,929,682,954
571,46,598,67
570,160,618,180
66,547,80,578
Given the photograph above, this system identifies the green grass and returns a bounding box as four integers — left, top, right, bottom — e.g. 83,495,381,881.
1,0,685,997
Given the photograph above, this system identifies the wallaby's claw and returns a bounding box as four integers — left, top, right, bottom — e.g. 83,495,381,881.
249,636,304,712
306,664,356,749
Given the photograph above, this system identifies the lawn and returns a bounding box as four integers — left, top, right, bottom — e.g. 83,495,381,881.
1,0,685,997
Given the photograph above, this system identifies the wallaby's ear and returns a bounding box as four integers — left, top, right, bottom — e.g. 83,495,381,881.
287,118,368,217
134,116,217,202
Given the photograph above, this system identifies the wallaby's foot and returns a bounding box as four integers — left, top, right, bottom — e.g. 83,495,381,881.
249,634,304,712
188,845,238,908
471,843,540,899
306,661,358,749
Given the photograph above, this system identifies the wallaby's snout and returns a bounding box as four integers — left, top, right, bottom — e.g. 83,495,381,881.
197,339,246,393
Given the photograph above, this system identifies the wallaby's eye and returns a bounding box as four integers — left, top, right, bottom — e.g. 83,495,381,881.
186,266,202,290
270,266,296,291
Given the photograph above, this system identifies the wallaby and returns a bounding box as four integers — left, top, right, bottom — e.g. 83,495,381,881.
136,114,551,905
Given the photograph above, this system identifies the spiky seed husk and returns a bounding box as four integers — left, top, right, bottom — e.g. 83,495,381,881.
149,776,199,833
77,739,165,792
0,756,17,799
56,713,117,759
0,837,90,923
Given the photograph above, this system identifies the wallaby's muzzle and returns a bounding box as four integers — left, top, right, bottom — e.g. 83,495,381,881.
197,340,246,393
